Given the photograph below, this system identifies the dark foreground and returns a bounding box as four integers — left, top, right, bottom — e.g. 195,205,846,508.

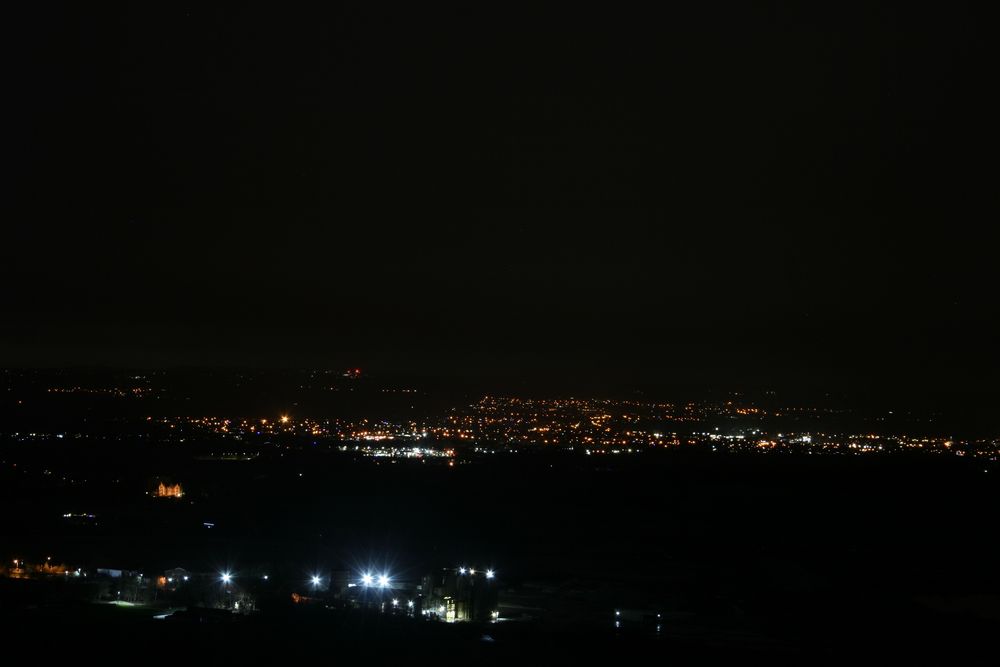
2,591,996,664
2,449,998,663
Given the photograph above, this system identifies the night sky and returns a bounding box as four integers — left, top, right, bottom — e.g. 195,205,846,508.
4,5,994,400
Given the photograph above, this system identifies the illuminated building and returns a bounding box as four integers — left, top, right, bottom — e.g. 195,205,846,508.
155,482,183,498
421,567,499,622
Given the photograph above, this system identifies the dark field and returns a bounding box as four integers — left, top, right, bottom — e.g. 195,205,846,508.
2,441,998,661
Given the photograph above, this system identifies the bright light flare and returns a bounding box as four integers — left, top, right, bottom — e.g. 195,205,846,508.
311,575,321,586
485,569,495,579
221,572,232,584
378,574,390,588
361,573,374,586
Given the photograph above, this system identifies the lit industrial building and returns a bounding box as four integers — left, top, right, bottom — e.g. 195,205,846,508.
419,567,498,622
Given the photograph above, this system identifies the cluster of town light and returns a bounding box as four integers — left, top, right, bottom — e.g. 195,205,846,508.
218,567,494,590
220,571,394,589
457,566,495,579
358,572,392,588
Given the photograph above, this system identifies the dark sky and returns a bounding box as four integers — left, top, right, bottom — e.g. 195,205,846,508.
3,4,995,398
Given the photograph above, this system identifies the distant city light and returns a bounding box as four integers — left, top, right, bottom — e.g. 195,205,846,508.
407,600,414,608
281,415,289,424
392,599,399,606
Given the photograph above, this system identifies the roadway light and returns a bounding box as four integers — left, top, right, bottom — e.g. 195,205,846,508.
458,567,467,575
469,569,475,575
378,574,390,588
392,599,399,606
221,572,232,584
311,575,321,586
407,600,414,608
485,569,495,579
361,573,373,586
